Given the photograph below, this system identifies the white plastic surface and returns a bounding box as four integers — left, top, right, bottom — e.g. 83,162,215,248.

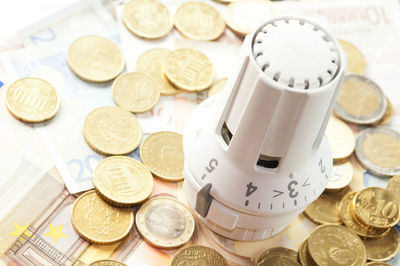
183,16,347,241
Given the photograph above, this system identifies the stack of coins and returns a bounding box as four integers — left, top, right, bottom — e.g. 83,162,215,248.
301,224,367,265
340,187,400,262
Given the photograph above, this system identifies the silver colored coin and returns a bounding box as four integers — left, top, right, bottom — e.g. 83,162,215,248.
326,161,353,191
334,74,387,125
355,127,400,177
135,196,195,249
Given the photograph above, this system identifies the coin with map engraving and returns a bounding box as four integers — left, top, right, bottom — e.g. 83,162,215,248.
83,106,142,155
71,190,134,244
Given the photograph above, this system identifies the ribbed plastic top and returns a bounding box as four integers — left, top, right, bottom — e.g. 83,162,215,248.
253,18,340,89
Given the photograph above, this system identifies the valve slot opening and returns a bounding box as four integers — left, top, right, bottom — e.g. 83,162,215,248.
257,154,280,169
221,122,233,146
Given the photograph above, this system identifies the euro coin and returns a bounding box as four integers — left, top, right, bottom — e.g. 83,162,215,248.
112,72,161,113
362,227,400,262
372,97,393,126
386,175,400,205
353,187,400,228
338,40,366,75
326,116,355,162
174,2,225,41
257,247,299,266
71,191,134,244
83,106,142,155
298,239,316,266
208,78,227,97
67,35,124,82
136,197,194,249
213,0,240,3
140,131,184,181
122,0,173,39
355,127,400,177
225,0,275,37
257,255,300,266
89,260,127,266
335,74,387,125
326,161,353,191
257,247,298,263
165,48,215,92
93,156,153,207
308,224,366,266
170,245,228,266
135,48,179,96
6,77,60,123
339,191,390,238
304,187,350,225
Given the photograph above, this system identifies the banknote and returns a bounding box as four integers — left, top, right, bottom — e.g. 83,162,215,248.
74,180,253,266
273,0,400,51
19,0,117,49
115,0,243,72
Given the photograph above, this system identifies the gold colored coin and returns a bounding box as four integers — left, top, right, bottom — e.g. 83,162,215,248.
387,175,400,205
298,239,317,266
335,74,386,125
136,197,194,249
83,106,142,155
338,40,366,75
366,263,391,266
89,260,127,266
6,77,60,123
67,35,124,82
353,187,400,228
112,72,161,113
174,2,225,41
140,131,184,181
257,255,300,266
372,97,393,126
170,245,228,266
165,49,215,92
208,78,227,97
326,116,355,161
355,127,400,177
308,224,366,266
71,191,134,244
213,0,240,3
362,227,400,262
258,247,298,263
122,0,173,39
93,156,153,207
304,187,350,225
136,48,179,96
339,191,390,238
257,247,299,266
225,0,275,37
326,161,353,191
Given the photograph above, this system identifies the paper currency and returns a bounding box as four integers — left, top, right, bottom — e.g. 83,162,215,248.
1,0,400,265
273,0,400,51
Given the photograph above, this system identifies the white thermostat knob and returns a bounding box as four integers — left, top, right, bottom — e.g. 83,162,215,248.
183,16,346,241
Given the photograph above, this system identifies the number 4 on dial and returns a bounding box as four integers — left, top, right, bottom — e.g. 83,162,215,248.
246,182,257,197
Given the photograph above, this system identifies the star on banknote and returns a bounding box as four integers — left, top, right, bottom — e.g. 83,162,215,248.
43,223,68,244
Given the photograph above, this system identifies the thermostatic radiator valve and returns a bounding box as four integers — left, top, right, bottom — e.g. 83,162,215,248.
183,16,347,241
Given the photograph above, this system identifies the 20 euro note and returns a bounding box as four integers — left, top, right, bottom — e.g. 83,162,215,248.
33,87,207,194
